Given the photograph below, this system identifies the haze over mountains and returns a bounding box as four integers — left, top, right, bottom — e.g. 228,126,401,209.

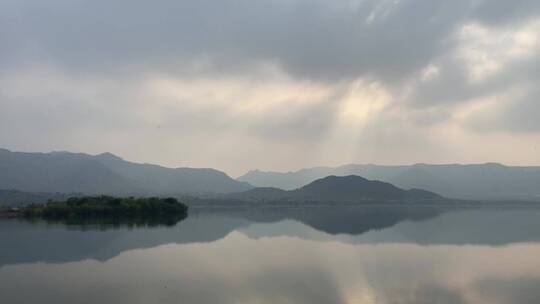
0,189,71,208
238,164,540,200
0,148,251,196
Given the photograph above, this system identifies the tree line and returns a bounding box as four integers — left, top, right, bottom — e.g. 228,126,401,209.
22,196,188,220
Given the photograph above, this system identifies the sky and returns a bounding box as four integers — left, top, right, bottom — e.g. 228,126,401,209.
1,0,540,177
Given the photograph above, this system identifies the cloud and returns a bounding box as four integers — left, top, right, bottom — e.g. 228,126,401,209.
471,0,540,25
462,87,540,133
3,0,539,84
2,0,540,173
475,276,540,304
0,0,476,82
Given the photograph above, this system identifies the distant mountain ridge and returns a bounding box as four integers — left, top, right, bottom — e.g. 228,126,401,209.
0,189,74,207
4,147,539,202
238,163,540,200
225,175,441,203
0,148,252,196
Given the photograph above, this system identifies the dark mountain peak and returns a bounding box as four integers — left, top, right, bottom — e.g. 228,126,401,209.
298,175,371,191
296,175,440,201
226,175,442,203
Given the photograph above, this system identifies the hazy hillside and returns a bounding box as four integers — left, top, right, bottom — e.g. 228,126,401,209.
0,149,141,194
238,163,540,200
93,152,252,194
0,190,74,207
225,175,441,203
0,148,252,196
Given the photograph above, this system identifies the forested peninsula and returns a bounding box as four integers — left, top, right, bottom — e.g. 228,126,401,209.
18,196,188,223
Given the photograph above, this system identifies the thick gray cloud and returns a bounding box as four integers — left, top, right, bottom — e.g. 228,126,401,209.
472,0,540,25
0,0,510,81
1,0,540,174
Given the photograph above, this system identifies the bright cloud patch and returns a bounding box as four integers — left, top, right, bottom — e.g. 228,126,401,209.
456,19,540,82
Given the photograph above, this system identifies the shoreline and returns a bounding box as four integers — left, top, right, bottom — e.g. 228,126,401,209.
0,210,21,219
3,200,540,219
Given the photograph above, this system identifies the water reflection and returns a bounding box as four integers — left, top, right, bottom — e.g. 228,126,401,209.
24,213,188,228
0,214,249,266
1,232,540,304
1,206,540,304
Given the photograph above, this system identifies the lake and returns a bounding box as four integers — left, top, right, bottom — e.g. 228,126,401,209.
1,205,540,304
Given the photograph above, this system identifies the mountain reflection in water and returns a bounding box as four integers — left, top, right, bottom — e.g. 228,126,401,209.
1,206,540,304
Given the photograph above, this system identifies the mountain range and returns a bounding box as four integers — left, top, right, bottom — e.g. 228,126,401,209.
238,163,540,200
0,148,252,196
224,175,441,203
2,148,540,203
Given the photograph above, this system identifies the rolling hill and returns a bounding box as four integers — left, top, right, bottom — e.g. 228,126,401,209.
0,148,252,196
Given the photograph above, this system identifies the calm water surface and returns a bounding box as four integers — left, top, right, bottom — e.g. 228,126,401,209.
1,206,540,304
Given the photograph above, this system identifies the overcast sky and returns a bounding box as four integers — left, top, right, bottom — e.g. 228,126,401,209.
1,0,540,176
